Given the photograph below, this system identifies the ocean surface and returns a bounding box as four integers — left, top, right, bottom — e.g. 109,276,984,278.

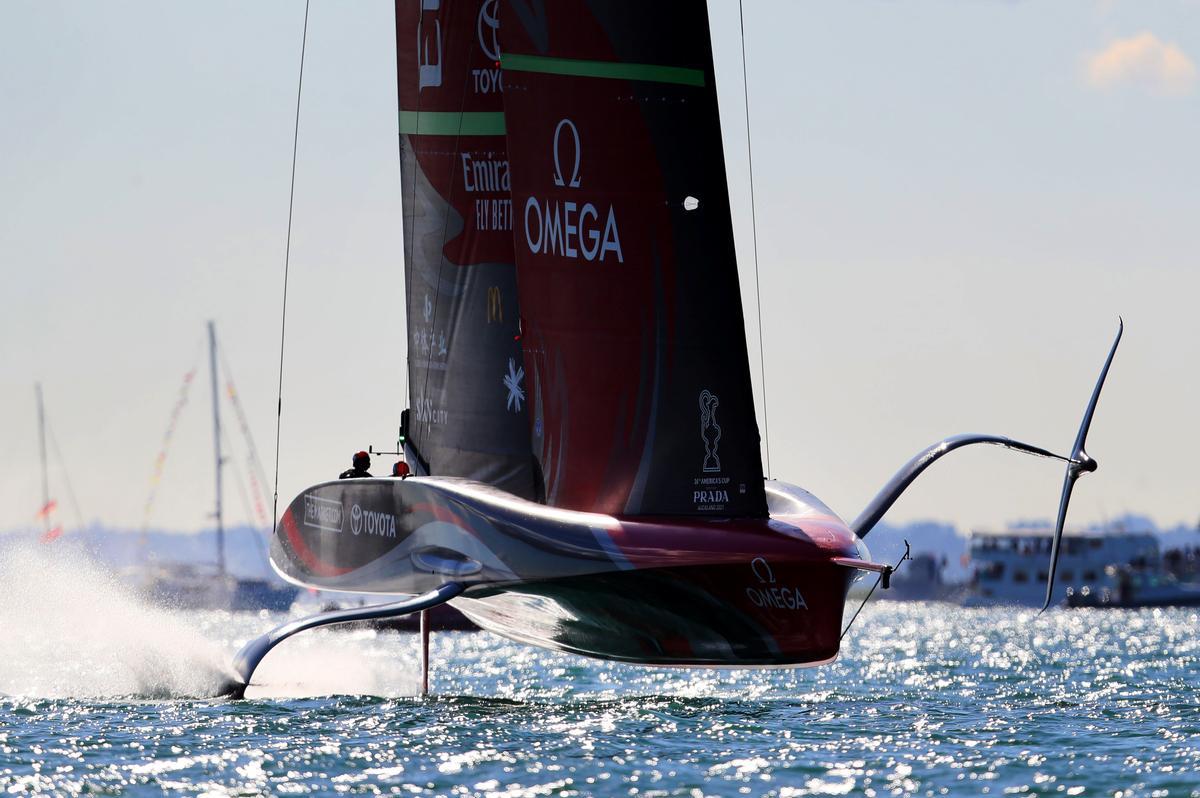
2,546,1198,796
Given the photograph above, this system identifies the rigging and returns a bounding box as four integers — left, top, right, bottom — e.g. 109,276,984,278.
221,347,274,529
738,0,772,478
44,419,85,534
34,385,84,542
272,0,312,530
400,3,426,443
141,349,201,534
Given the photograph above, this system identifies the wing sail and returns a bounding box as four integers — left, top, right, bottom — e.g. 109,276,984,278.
499,0,767,517
397,0,536,499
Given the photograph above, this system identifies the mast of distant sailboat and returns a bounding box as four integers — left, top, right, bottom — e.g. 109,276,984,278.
35,383,49,538
208,321,226,577
33,383,65,542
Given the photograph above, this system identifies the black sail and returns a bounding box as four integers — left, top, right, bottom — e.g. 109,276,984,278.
396,0,536,499
498,1,767,517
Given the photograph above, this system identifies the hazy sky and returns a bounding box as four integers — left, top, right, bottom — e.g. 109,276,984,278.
2,1,1197,536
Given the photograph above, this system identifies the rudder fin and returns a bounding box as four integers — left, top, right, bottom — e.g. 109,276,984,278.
217,581,466,699
1040,318,1123,613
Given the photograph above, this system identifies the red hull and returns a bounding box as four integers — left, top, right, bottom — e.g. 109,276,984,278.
270,478,870,666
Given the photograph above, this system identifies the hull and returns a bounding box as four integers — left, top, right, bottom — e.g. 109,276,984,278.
230,580,299,613
141,569,298,612
454,561,851,667
1065,578,1200,609
270,478,866,666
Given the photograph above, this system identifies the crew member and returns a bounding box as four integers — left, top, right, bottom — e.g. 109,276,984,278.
391,460,411,478
339,450,372,479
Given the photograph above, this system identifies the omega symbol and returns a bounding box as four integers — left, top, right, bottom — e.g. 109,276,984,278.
552,118,582,188
751,557,775,584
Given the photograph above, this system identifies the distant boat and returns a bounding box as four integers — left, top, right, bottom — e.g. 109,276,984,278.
1064,538,1200,609
32,384,67,544
136,322,296,613
876,553,969,603
1064,567,1200,608
139,561,296,611
965,527,1184,608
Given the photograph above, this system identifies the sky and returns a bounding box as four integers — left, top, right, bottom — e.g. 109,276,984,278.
1,1,1197,536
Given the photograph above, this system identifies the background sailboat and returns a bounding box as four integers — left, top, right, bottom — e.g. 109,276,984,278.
32,383,74,544
134,322,297,612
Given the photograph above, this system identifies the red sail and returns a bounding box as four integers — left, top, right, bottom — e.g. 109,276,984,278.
396,1,536,498
499,1,767,517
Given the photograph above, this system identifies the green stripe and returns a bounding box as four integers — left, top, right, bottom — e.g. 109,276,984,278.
399,111,506,136
501,53,705,88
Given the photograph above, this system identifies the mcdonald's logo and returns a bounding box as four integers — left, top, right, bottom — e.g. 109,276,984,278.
486,286,503,323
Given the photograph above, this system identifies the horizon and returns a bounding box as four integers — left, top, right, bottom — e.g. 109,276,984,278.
4,508,1195,540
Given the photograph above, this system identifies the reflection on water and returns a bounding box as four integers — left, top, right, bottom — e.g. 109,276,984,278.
1,549,1198,796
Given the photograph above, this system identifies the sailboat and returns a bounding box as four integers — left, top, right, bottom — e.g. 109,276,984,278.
33,384,65,544
224,0,1120,695
138,322,298,612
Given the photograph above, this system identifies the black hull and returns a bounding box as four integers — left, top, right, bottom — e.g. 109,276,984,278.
148,576,298,613
270,477,866,667
1066,594,1200,609
455,562,853,667
231,580,300,613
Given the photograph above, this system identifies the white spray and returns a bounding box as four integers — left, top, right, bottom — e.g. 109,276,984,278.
0,541,234,698
0,540,422,699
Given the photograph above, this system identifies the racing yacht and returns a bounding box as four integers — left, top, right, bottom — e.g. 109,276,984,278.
222,0,1120,696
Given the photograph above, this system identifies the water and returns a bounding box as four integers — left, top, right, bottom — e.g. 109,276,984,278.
2,546,1199,796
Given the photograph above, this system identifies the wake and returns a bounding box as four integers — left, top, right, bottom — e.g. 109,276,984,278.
0,542,232,699
0,541,427,700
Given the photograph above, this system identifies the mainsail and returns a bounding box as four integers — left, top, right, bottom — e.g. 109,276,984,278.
396,0,537,499
498,1,768,517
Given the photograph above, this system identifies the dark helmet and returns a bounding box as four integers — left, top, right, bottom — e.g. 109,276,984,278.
353,450,370,469
392,461,411,477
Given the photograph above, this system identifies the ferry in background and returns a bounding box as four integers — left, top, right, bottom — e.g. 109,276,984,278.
966,527,1200,608
1065,541,1200,608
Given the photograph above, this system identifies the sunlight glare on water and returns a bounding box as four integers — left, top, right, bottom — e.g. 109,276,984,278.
1,556,1199,796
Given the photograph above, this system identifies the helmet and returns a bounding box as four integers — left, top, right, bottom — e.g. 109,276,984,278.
353,450,371,469
392,461,411,477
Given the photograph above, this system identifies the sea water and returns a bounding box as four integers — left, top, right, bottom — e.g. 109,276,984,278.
1,545,1198,796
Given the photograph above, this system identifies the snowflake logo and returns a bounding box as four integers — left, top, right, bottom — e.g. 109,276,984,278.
503,357,525,413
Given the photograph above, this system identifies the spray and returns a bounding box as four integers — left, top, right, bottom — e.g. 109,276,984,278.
0,541,232,699
0,540,422,699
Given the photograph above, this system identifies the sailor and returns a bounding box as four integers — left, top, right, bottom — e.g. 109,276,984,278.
391,460,411,478
339,450,372,479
